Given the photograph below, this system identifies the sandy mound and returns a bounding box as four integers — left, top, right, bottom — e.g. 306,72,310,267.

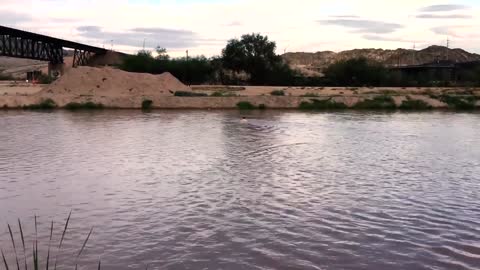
39,66,190,98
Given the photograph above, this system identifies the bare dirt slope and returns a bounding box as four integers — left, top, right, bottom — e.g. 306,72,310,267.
283,46,480,75
37,66,191,106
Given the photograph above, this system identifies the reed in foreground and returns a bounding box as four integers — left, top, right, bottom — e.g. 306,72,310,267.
1,213,149,270
0,212,94,270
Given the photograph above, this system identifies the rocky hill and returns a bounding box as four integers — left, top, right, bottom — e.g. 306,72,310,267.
282,46,480,75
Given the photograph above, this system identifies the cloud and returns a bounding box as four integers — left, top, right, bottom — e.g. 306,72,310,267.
363,34,408,42
77,26,199,49
223,21,243,27
330,15,360,18
430,25,467,37
416,14,472,19
419,4,469,12
77,26,101,33
0,10,31,25
318,18,403,34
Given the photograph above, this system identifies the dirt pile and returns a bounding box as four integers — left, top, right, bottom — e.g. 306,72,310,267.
39,66,190,98
34,66,192,107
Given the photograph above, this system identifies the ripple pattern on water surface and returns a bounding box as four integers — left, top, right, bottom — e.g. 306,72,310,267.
1,111,480,270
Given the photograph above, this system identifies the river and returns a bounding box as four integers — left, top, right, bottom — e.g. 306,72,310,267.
0,110,479,270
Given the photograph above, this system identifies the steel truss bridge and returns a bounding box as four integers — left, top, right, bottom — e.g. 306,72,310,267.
0,25,107,67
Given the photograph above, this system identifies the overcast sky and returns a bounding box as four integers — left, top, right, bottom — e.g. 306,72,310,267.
1,0,479,57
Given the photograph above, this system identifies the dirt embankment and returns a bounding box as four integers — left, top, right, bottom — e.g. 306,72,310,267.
1,66,479,109
35,66,191,107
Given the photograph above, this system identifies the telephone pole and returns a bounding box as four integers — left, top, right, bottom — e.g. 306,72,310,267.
446,37,450,61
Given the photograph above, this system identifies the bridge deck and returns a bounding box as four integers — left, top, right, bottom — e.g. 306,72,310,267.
0,25,107,53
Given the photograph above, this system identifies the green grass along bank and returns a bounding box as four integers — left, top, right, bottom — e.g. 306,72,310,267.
2,94,480,110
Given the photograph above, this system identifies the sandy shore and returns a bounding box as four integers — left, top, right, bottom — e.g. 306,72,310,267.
1,67,479,109
2,84,480,109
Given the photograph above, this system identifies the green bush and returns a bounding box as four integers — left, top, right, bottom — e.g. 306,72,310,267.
0,73,14,81
236,101,256,110
210,91,238,97
299,99,348,110
323,57,389,87
38,74,55,84
270,90,285,96
121,52,216,85
24,99,57,110
142,99,153,110
258,104,267,110
300,93,319,97
65,102,104,110
399,99,432,110
353,95,396,110
439,94,476,110
174,91,208,97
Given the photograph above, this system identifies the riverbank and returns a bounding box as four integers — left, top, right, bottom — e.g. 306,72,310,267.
1,66,479,110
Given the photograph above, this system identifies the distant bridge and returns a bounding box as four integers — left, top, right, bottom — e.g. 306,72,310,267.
0,25,108,68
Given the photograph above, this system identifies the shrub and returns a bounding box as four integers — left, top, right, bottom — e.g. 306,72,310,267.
438,94,477,110
300,93,319,97
210,91,238,97
270,90,285,96
142,99,153,110
399,99,432,110
258,104,267,110
174,91,208,97
0,73,14,81
37,74,55,84
24,99,57,110
353,95,396,110
323,57,389,86
299,98,348,110
65,101,104,110
236,101,256,110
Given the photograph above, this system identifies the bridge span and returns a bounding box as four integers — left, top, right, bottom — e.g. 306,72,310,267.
0,25,112,72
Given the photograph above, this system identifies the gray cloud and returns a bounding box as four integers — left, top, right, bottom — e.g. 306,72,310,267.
430,26,465,37
223,21,243,27
0,10,31,25
417,13,471,19
330,15,360,18
419,4,469,12
318,19,403,34
77,26,101,32
363,35,405,42
77,26,198,49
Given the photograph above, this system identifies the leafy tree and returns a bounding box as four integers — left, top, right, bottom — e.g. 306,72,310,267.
121,50,215,84
155,46,169,60
221,33,290,85
323,57,389,86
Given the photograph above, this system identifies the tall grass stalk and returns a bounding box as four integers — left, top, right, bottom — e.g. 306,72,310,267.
54,212,71,270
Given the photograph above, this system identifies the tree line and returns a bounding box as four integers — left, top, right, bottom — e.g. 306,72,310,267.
120,33,480,87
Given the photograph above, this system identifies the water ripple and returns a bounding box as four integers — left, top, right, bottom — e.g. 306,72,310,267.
1,110,480,270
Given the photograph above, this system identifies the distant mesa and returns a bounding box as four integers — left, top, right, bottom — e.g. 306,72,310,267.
282,46,480,76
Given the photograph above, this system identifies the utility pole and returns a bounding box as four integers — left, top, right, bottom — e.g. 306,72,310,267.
143,38,146,51
412,42,416,65
186,50,189,86
446,37,450,61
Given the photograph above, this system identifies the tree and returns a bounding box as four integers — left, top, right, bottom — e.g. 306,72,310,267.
155,46,169,60
323,58,389,86
221,33,287,85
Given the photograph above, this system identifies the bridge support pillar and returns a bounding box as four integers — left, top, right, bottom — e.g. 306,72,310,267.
48,62,65,78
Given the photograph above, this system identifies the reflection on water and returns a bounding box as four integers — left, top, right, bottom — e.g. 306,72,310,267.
1,110,480,270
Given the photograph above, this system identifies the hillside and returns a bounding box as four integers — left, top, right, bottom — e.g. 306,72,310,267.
282,46,480,76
